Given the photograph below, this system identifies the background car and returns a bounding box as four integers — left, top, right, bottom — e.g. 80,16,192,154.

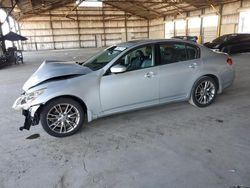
204,33,250,54
172,36,198,43
13,39,235,137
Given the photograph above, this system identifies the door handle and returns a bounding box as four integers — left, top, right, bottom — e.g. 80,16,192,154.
144,71,156,78
188,63,198,69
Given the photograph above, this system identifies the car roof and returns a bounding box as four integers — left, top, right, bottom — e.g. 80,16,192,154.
221,33,250,37
116,39,197,48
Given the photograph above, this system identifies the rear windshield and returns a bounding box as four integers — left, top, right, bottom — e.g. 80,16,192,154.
212,35,236,43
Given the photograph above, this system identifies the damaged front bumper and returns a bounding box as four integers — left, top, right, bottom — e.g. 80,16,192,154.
20,106,40,131
13,96,41,131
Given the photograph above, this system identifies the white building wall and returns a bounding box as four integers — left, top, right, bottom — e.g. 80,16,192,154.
159,0,250,43
19,4,148,50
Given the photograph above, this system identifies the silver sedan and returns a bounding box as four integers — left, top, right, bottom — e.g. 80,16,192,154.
13,39,235,137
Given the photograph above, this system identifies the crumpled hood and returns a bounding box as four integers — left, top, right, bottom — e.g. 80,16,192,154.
23,60,92,91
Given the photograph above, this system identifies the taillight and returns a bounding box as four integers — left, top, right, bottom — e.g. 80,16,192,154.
227,58,233,65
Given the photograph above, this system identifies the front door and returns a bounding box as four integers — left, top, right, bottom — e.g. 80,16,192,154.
100,45,159,114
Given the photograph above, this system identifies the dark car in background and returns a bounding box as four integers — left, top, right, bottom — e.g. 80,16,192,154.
0,54,8,68
172,36,198,43
204,33,250,54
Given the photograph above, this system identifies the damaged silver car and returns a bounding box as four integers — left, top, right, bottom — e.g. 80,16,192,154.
13,39,235,137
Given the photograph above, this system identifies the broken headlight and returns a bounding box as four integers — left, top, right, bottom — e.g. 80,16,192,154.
24,88,46,103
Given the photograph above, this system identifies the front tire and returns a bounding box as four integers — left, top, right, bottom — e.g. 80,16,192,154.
40,98,84,137
221,46,232,54
189,77,218,107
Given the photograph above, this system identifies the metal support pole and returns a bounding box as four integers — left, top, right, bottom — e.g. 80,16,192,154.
163,16,166,39
147,19,150,39
124,12,128,41
17,22,23,50
49,11,55,49
217,4,223,37
102,8,106,47
6,16,14,47
199,9,205,44
186,12,189,36
173,17,176,37
13,21,21,50
0,23,6,53
76,9,81,48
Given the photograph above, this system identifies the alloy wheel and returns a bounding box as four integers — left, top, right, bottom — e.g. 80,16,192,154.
46,103,80,134
195,80,216,105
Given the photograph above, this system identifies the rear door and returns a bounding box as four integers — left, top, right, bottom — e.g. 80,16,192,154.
157,42,201,102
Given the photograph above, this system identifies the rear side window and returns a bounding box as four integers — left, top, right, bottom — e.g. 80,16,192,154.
159,43,199,65
234,34,250,42
186,45,199,60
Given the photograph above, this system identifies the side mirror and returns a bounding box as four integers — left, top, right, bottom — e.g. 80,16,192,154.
110,64,127,74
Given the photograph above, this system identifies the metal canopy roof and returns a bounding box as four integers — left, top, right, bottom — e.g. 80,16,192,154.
0,0,239,20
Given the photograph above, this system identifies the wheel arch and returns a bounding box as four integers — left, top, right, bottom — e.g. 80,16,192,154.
189,74,221,99
203,74,220,90
39,95,90,121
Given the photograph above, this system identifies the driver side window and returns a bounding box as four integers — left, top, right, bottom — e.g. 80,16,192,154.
116,45,154,72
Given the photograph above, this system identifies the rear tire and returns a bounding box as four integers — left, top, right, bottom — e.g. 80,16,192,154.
40,98,85,137
189,76,218,108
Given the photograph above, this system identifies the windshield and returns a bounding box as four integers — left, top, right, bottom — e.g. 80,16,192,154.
212,35,236,43
83,46,126,71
